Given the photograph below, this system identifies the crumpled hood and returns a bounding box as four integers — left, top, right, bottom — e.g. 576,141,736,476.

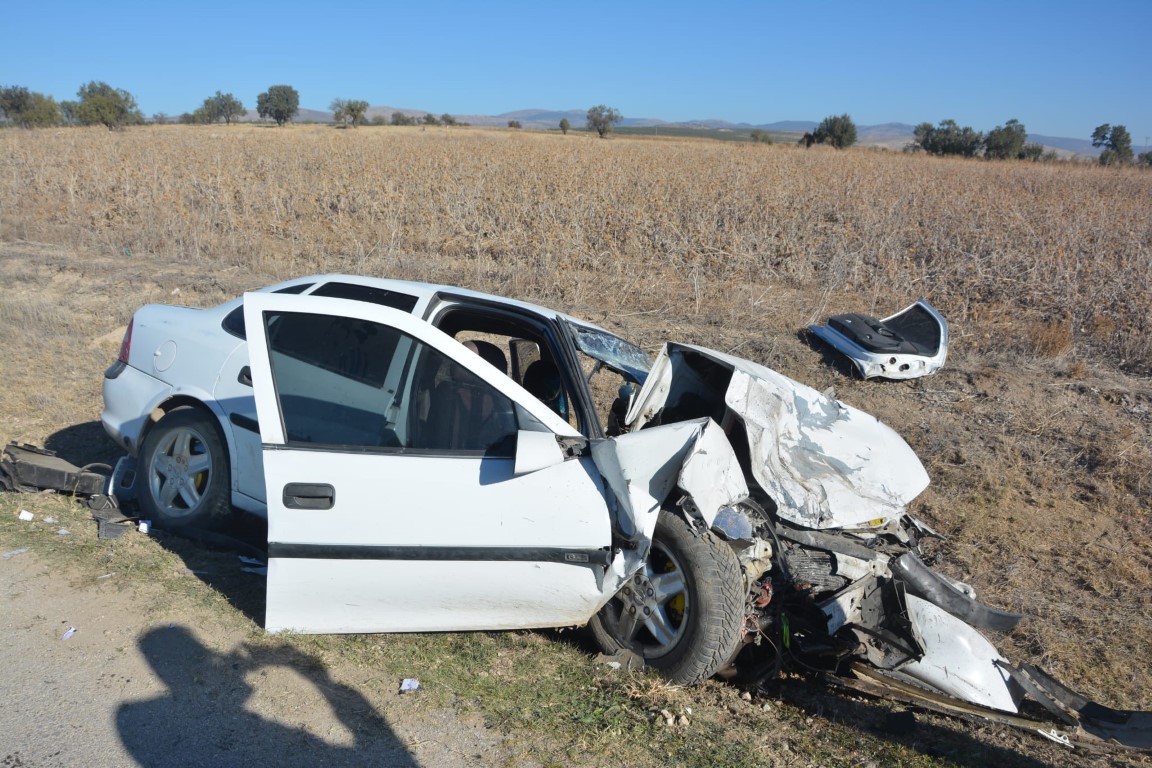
627,343,929,529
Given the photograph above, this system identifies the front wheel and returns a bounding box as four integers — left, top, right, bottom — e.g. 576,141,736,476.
590,510,746,685
137,408,232,529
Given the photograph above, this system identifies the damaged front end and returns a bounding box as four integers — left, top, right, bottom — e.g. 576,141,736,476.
601,342,1151,753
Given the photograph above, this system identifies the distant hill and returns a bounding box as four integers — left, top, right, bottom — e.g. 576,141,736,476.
234,104,1114,156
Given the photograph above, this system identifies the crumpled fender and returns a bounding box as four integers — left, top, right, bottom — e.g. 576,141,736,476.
591,417,748,545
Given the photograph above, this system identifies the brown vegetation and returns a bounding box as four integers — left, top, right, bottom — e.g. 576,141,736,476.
1,125,1151,765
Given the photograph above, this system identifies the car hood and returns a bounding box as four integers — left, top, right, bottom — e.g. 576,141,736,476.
625,343,929,529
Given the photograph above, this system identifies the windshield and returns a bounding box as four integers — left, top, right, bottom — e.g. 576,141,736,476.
568,322,651,384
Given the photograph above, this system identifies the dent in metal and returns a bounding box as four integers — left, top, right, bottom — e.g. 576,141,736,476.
809,299,949,380
590,417,746,544
627,343,928,530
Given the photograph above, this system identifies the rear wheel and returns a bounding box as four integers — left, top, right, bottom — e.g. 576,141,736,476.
137,408,232,529
591,510,746,685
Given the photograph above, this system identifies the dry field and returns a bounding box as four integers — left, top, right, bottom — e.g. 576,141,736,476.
2,124,1152,766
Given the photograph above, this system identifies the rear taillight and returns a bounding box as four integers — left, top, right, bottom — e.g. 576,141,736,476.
118,318,134,363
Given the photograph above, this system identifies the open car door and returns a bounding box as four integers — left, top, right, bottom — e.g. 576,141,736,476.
242,293,614,634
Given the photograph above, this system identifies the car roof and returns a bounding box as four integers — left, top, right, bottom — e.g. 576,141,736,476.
264,273,594,328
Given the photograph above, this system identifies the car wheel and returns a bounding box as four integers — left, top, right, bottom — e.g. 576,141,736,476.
138,408,232,529
590,509,746,685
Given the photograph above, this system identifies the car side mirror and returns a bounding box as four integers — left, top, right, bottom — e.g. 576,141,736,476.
513,430,567,476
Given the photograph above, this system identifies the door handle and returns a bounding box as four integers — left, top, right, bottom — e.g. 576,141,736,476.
283,483,335,510
238,366,253,386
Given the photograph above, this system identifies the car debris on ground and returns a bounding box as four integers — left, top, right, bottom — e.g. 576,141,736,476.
808,299,948,380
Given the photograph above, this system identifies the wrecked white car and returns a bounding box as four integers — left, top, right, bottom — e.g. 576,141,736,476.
809,299,948,380
102,276,1149,751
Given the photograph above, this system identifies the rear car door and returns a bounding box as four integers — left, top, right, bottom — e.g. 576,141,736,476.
242,293,614,634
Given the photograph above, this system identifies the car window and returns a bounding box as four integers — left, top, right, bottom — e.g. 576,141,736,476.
310,282,419,313
222,283,313,339
264,310,517,456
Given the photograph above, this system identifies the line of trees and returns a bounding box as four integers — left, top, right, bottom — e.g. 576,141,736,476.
1,82,145,129
4,82,1149,167
908,118,1051,160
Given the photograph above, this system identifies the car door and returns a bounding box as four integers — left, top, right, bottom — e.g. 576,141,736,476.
242,292,615,634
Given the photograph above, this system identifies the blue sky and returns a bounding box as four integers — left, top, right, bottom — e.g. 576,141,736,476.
5,0,1150,141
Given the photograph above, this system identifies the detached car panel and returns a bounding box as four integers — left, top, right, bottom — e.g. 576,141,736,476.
809,299,948,380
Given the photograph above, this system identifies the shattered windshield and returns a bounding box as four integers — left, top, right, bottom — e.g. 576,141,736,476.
569,323,652,384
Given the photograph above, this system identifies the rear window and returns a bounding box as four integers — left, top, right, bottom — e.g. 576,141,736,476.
222,282,418,339
310,282,419,312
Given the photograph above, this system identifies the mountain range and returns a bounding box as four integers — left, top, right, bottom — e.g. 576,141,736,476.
247,106,1117,157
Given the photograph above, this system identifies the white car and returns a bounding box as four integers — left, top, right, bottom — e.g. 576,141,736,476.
100,275,1150,748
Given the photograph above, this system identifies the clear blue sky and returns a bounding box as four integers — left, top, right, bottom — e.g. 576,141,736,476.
5,0,1150,142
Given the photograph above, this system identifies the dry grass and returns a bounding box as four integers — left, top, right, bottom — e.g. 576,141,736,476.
1,125,1151,766
3,124,1151,367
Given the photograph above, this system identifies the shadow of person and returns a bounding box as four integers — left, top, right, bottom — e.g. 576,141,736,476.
117,625,418,767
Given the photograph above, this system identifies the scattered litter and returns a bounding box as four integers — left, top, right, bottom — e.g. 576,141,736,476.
61,627,77,640
399,678,420,693
3,547,30,558
137,520,150,534
56,528,70,536
18,510,33,521
44,516,57,524
97,573,113,579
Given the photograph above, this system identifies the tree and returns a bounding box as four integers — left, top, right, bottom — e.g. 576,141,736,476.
422,113,440,126
559,117,570,135
0,86,61,127
585,105,621,138
440,113,457,127
197,91,245,124
1020,142,1047,162
331,98,369,127
911,119,983,157
507,119,521,129
391,111,414,126
984,119,1027,160
256,85,299,126
1138,151,1152,168
75,81,143,129
1092,124,1133,166
811,114,857,149
749,129,772,144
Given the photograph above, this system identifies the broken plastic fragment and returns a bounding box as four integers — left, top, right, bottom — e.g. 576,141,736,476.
18,510,33,521
56,529,70,536
3,547,30,558
44,516,57,524
137,520,150,534
399,678,420,693
62,626,76,640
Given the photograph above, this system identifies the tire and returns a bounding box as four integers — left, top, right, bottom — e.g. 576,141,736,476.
137,408,232,529
590,509,746,685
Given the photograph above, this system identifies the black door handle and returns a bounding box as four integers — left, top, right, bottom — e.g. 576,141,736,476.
238,366,253,386
283,483,335,510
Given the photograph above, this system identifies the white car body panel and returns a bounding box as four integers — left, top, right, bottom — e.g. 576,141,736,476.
901,595,1020,713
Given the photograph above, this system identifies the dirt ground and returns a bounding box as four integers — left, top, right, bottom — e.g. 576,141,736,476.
0,549,530,768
